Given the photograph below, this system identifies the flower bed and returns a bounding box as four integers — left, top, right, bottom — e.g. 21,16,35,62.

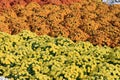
0,1,120,47
0,30,120,80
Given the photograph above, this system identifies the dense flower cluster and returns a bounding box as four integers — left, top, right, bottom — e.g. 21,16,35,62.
0,1,120,47
0,30,120,80
0,0,82,12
